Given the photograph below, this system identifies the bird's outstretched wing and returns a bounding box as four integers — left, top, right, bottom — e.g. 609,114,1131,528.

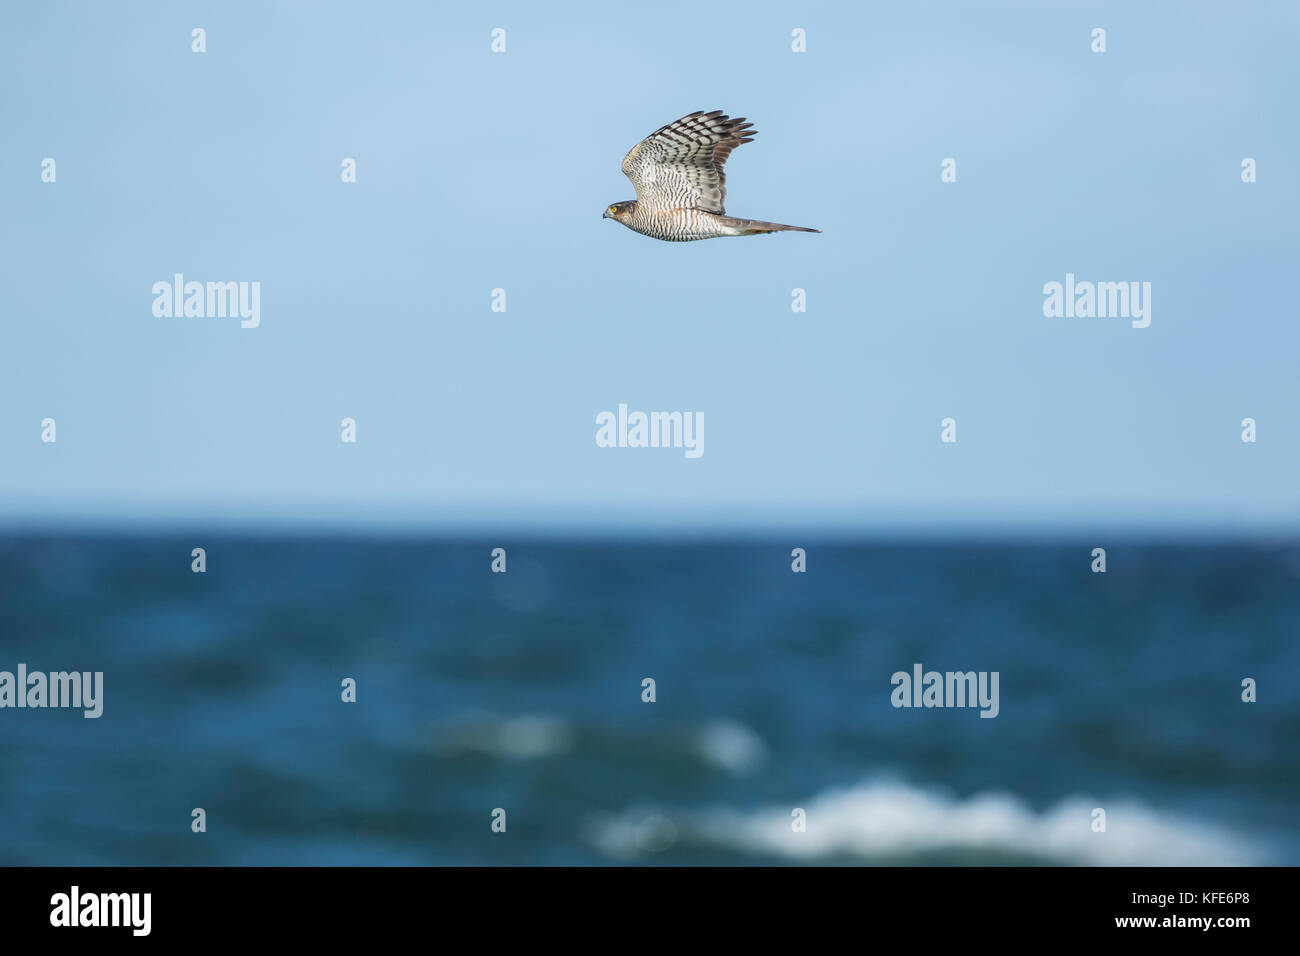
621,110,756,215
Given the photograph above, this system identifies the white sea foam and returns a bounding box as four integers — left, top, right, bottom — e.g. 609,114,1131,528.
692,719,768,774
591,779,1263,865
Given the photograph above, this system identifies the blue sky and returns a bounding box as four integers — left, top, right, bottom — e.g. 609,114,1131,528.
2,1,1297,533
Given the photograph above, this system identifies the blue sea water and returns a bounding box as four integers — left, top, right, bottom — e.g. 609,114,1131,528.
0,533,1296,865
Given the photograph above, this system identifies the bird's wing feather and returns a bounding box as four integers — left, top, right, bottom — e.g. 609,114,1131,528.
621,110,756,215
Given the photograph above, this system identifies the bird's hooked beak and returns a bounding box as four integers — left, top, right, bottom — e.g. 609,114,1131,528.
601,209,610,219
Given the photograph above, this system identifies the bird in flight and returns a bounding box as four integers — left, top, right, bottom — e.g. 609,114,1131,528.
603,110,820,242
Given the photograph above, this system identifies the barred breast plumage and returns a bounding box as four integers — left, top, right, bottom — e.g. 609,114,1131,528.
602,110,821,242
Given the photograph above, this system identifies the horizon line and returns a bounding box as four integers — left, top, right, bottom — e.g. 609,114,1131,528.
1,497,1298,541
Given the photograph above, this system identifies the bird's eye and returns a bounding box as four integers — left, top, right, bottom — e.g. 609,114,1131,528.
608,206,617,215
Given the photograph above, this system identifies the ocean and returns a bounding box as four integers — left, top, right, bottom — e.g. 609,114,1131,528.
1,533,1296,865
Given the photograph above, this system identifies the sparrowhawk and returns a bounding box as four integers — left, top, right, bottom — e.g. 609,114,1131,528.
603,110,820,242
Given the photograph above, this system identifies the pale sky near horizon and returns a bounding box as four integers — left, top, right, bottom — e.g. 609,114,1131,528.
2,1,1297,533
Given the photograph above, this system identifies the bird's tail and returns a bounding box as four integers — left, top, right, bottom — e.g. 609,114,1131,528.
724,217,821,236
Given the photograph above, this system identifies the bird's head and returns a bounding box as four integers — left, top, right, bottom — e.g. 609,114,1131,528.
602,201,635,224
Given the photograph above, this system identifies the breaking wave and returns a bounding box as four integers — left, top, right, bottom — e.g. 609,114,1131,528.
590,778,1264,865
